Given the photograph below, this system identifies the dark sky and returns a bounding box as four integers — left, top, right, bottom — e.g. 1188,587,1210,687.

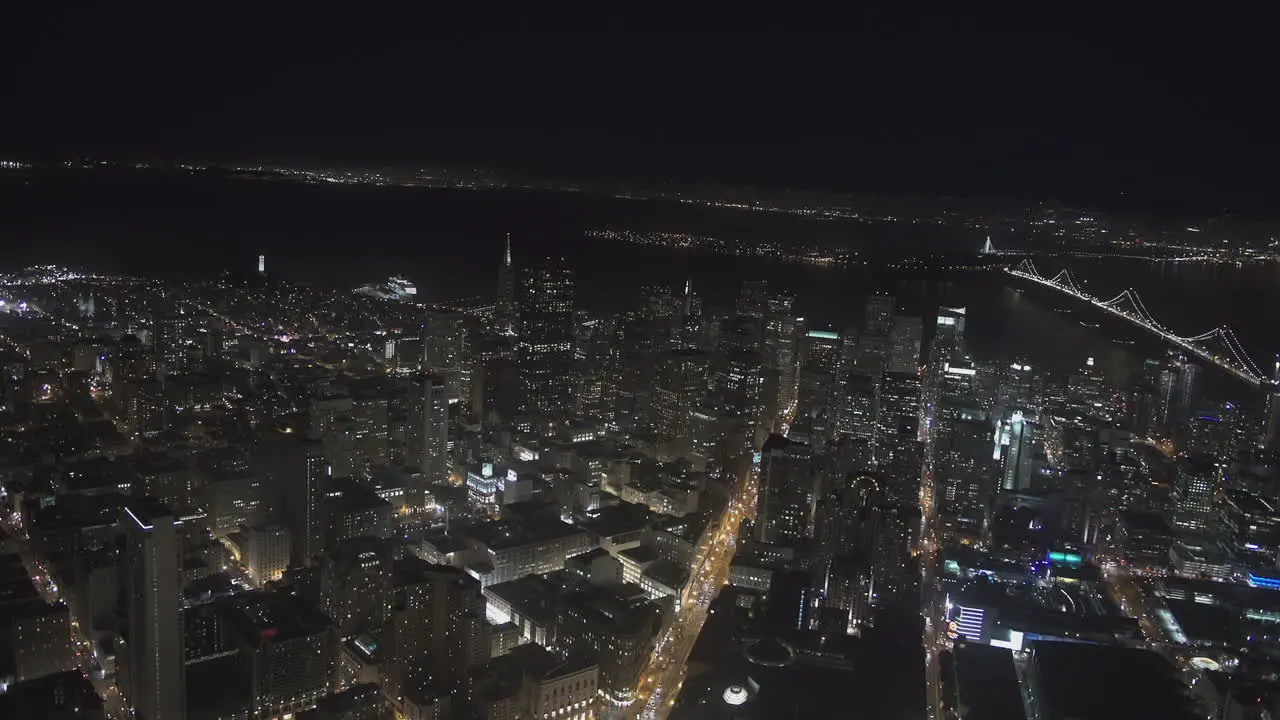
3,12,1276,210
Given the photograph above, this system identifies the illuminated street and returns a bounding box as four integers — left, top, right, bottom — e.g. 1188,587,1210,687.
0,514,131,720
621,462,759,720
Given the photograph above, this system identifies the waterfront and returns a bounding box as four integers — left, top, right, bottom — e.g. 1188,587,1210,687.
3,173,1275,403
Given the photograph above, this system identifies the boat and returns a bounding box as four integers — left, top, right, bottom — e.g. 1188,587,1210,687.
356,276,419,302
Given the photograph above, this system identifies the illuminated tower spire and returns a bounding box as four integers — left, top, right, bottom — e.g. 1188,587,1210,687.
495,234,516,334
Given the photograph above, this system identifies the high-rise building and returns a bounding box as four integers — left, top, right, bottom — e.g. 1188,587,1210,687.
257,254,266,276
888,315,922,374
407,372,449,486
755,434,817,546
1170,456,1219,533
651,350,709,441
119,500,185,720
932,306,966,365
1264,357,1280,451
865,294,894,336
220,591,335,718
995,410,1040,492
244,524,290,586
517,259,575,418
1157,352,1200,433
940,416,997,517
385,559,485,710
494,234,517,335
319,537,393,638
876,371,923,504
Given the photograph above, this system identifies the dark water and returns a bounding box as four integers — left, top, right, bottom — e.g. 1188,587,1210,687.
2,172,1275,405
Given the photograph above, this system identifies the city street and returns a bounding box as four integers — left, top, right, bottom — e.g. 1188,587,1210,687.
619,461,759,720
0,513,131,720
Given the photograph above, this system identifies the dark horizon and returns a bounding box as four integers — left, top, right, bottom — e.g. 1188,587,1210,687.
4,17,1277,216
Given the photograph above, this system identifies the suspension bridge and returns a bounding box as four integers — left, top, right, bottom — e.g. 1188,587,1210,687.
1005,258,1268,387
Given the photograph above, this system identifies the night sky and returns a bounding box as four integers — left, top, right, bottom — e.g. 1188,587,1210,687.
3,12,1276,211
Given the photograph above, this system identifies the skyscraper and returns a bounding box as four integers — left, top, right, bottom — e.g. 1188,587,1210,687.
888,314,923,374
119,500,185,720
996,410,1040,492
865,294,894,336
494,234,516,335
1263,357,1280,451
1170,456,1219,532
933,306,967,365
407,372,449,486
1157,352,1200,434
755,434,817,546
517,259,575,418
876,370,923,503
385,559,485,709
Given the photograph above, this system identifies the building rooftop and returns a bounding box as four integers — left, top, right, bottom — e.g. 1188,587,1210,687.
508,642,596,683
573,501,655,537
1027,641,1198,720
465,516,585,552
220,589,331,645
123,496,175,529
952,644,1025,720
0,670,103,718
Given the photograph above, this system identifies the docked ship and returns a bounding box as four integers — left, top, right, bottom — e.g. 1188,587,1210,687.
356,275,418,301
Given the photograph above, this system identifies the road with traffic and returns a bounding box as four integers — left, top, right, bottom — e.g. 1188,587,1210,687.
618,460,759,720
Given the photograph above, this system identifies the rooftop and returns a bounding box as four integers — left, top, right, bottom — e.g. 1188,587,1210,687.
220,589,331,644
952,644,1025,720
1028,641,1198,720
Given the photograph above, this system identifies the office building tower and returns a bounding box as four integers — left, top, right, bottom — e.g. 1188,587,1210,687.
495,234,516,335
762,294,799,415
422,310,470,402
1157,352,1200,433
1264,357,1280,451
407,372,449,486
517,259,575,418
1170,456,1219,533
887,314,922,374
835,373,878,444
824,553,875,636
802,329,842,377
876,371,923,503
995,410,1040,492
651,350,709,441
755,434,817,546
385,559,485,709
119,500,185,720
220,591,335,718
863,502,917,600
719,351,766,452
258,254,266,276
997,361,1037,414
865,294,894,336
938,418,997,524
735,281,769,329
243,524,290,586
5,601,75,681
319,538,393,638
263,433,329,566
932,306,966,365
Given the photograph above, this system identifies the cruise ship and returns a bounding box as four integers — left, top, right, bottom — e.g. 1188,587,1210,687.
356,276,418,301
388,276,416,297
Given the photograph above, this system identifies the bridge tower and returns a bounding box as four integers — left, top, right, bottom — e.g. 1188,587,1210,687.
981,236,996,255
